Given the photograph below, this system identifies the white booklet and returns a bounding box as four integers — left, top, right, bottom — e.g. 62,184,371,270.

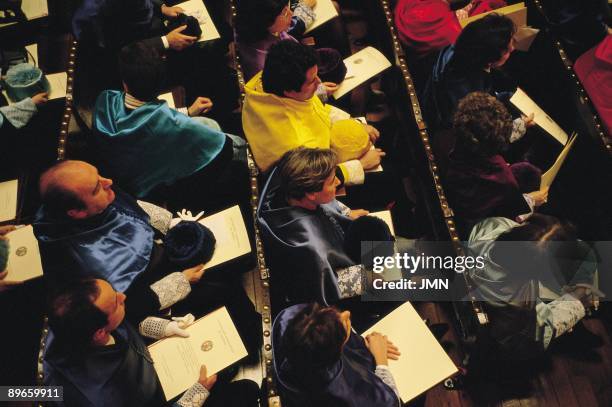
148,307,248,400
158,92,176,109
369,210,395,235
540,132,577,189
4,225,44,283
197,205,251,269
361,302,457,402
460,2,526,28
0,0,48,28
174,0,220,42
0,179,18,222
304,0,339,34
333,47,392,99
510,88,568,145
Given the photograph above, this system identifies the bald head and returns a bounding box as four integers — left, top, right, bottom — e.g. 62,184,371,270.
40,160,115,219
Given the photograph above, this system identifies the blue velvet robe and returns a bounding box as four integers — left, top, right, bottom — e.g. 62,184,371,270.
33,189,154,292
257,168,355,305
92,90,226,198
272,304,400,407
44,322,162,407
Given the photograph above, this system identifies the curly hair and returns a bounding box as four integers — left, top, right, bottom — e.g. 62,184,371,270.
451,13,516,72
453,92,513,157
262,40,318,97
277,147,338,200
282,303,347,368
235,0,287,43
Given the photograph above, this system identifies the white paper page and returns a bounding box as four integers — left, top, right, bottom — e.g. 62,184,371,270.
514,26,539,52
46,72,68,100
510,88,568,145
175,0,220,42
0,180,18,222
540,133,577,189
198,205,251,268
333,47,392,99
361,302,457,402
304,0,339,34
460,2,526,28
26,43,39,66
369,210,395,235
0,0,48,27
4,225,43,282
158,92,176,109
148,307,248,400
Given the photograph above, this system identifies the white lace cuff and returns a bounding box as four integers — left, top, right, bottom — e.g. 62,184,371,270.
337,264,364,298
176,382,210,407
293,2,316,28
137,200,173,235
139,316,170,339
150,272,191,310
510,118,527,143
549,293,586,338
340,160,365,186
375,365,401,401
1,98,37,129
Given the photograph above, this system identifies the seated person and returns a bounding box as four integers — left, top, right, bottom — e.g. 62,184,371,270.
44,278,260,407
272,303,401,406
257,147,372,305
394,0,506,56
73,0,197,51
92,41,246,204
0,92,47,131
235,0,342,102
242,40,383,185
444,92,547,231
33,160,262,351
468,214,601,358
574,34,611,135
422,13,533,133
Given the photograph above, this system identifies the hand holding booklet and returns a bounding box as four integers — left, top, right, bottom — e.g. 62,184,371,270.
361,302,457,402
303,0,338,34
148,307,248,400
510,88,569,145
173,0,220,42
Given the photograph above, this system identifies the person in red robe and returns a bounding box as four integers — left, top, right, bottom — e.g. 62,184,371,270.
574,34,612,136
394,0,507,55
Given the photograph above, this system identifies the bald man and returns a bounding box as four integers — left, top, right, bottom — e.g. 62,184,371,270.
33,160,263,352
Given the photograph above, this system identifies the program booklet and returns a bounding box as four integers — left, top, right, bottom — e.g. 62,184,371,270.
361,302,457,402
333,47,392,99
510,88,569,145
540,132,578,189
0,179,18,222
148,307,248,400
4,225,43,283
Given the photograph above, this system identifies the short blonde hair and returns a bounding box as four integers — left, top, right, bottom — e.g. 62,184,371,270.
277,147,338,200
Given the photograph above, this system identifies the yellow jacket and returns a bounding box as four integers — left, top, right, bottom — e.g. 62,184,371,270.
242,72,368,182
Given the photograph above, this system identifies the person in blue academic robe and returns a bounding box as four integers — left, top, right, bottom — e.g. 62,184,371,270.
272,303,401,407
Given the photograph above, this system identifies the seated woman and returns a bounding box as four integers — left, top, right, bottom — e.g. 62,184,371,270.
235,0,342,101
468,214,600,358
272,303,401,407
394,0,507,56
422,12,532,133
444,92,547,231
257,147,372,305
92,41,247,210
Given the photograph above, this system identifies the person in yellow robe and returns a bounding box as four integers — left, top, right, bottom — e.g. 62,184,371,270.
242,40,384,186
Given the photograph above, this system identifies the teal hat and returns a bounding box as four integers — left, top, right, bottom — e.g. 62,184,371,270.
4,63,50,102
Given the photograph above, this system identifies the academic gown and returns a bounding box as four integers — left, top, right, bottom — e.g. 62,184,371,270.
257,168,354,305
44,323,163,407
93,90,226,198
33,189,154,292
421,45,515,130
394,0,507,56
272,304,400,407
444,150,531,232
